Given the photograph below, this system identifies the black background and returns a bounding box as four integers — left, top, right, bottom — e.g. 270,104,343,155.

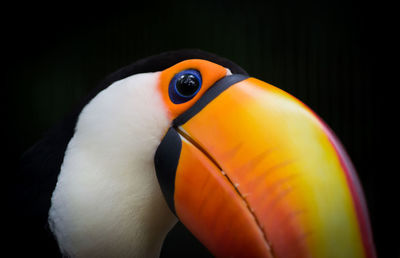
4,1,397,257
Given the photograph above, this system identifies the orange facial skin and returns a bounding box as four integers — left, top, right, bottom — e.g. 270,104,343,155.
159,59,227,119
157,60,376,258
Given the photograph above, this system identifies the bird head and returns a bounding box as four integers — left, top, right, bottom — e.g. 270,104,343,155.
49,50,375,258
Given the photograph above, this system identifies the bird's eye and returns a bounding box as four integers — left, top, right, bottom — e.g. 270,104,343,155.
169,69,202,104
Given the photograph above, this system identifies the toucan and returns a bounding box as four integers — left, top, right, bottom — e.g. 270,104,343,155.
14,49,376,257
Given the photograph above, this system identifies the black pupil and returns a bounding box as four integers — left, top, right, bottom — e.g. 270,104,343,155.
176,74,199,96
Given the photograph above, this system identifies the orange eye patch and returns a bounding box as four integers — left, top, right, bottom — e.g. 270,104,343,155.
159,59,228,119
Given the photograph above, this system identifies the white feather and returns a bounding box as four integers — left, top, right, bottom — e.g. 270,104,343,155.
49,71,177,258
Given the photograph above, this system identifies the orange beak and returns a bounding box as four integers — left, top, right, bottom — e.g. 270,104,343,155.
155,76,376,258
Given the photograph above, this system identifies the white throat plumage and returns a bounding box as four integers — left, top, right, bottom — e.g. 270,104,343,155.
49,72,177,258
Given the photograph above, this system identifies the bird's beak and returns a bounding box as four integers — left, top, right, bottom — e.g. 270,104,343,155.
155,76,376,258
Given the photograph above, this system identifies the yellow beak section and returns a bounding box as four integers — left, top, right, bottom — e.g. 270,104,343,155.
173,78,375,258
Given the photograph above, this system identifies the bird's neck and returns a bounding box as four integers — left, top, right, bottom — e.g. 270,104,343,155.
48,72,177,257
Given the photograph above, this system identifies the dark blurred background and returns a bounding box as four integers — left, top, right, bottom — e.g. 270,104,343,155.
4,0,396,257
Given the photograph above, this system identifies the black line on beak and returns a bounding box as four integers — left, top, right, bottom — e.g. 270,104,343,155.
155,74,248,216
154,127,182,215
173,74,249,127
